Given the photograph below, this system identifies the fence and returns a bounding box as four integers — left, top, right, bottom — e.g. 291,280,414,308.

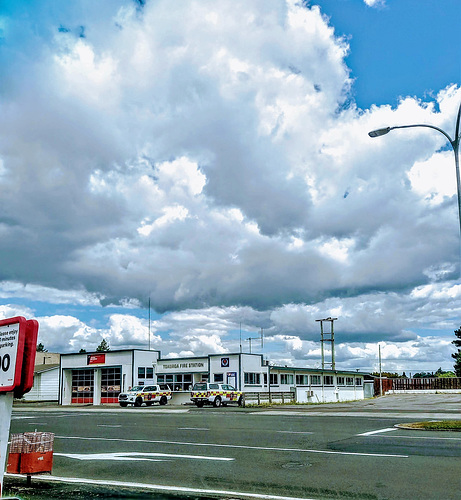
374,377,461,395
243,391,295,405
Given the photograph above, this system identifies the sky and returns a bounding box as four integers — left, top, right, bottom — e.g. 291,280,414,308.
0,0,460,375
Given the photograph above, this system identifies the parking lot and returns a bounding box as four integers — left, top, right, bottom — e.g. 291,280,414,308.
4,394,461,499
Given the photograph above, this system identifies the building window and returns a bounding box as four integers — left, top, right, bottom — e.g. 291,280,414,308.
280,374,294,385
296,374,308,385
324,375,334,385
311,375,321,385
138,367,146,379
263,373,268,385
355,377,362,386
337,377,345,385
214,373,224,383
346,377,354,386
244,372,261,385
270,373,278,385
146,367,154,379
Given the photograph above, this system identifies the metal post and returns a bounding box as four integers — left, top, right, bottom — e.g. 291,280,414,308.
0,392,14,497
319,320,325,369
330,320,335,371
379,344,383,397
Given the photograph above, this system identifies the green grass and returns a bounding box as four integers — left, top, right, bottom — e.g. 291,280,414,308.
401,420,461,431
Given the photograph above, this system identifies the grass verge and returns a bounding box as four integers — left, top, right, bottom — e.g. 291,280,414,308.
397,420,461,431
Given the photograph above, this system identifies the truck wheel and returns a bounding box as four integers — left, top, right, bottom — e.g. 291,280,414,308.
134,397,143,407
213,396,222,408
119,402,128,408
238,396,244,407
195,400,204,408
160,396,168,405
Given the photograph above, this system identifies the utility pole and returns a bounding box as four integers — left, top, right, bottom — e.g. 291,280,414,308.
379,344,383,397
316,317,337,370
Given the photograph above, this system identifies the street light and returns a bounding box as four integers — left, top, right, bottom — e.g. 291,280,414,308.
368,101,461,242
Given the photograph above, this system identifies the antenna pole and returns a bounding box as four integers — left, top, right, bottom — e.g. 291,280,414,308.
148,296,151,350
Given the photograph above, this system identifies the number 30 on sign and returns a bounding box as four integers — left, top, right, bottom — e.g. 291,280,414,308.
0,317,27,393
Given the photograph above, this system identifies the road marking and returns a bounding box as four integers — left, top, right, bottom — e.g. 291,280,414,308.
5,473,317,500
357,428,397,436
179,427,209,431
277,431,313,435
54,452,233,462
97,425,122,428
56,435,408,458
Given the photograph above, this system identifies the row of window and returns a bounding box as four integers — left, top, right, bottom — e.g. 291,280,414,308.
156,373,194,391
140,368,363,388
244,372,363,386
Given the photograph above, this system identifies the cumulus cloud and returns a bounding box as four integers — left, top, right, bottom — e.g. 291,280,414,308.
0,0,459,371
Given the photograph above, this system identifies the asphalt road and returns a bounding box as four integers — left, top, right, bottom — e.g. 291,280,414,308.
4,394,461,500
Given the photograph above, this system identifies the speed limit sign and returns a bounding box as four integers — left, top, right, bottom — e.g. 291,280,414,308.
0,317,26,393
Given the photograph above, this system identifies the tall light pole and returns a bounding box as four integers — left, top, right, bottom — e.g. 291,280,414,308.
369,101,461,244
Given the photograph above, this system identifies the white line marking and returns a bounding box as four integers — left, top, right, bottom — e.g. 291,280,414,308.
179,427,209,431
358,428,398,436
97,425,122,428
54,452,233,462
55,435,408,458
5,473,317,500
277,431,313,435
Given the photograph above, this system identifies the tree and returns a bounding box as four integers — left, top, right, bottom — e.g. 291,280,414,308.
36,342,48,352
79,348,87,353
96,338,110,352
452,326,461,377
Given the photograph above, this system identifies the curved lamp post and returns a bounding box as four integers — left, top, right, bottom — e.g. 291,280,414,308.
368,102,461,242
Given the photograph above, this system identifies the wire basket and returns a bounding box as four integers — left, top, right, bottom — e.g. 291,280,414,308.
9,432,54,454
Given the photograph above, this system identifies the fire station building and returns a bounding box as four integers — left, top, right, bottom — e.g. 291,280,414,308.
59,349,367,405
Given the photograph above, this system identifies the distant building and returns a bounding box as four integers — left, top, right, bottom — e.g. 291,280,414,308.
21,363,60,402
34,351,61,366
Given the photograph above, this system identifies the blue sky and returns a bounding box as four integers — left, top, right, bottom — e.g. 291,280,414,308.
312,0,460,110
0,0,460,373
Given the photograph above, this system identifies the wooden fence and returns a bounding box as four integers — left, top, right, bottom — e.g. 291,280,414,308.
374,377,461,395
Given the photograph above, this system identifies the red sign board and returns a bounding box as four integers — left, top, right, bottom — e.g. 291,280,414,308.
87,353,106,365
0,317,27,393
14,320,39,398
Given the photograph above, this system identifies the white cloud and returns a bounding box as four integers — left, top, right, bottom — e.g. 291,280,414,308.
363,0,386,7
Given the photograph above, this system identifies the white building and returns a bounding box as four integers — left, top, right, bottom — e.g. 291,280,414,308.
60,350,160,405
22,364,60,402
59,349,366,405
